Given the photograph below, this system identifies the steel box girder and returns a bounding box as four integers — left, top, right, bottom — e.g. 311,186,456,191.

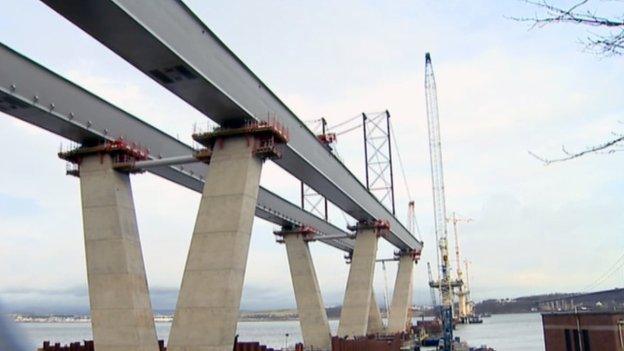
40,0,422,251
0,43,353,252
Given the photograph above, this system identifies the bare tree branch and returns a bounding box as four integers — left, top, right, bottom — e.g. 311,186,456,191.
512,0,624,55
512,1,624,164
529,134,624,164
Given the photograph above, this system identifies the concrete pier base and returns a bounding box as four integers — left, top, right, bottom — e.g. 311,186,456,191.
282,231,331,350
337,227,379,337
168,137,264,351
79,155,159,351
387,254,415,332
367,291,384,334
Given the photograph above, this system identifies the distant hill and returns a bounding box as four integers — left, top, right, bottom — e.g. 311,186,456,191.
474,294,569,314
475,289,624,314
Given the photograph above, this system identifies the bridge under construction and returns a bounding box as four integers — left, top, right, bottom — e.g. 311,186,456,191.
0,1,426,351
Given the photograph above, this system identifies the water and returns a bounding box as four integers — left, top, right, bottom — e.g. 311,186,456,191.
18,320,332,351
17,314,544,351
454,313,544,351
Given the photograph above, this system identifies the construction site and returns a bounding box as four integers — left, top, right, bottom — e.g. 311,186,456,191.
0,0,485,348
2,1,624,351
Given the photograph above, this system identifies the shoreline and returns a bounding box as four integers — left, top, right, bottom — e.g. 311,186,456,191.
10,311,545,324
12,317,344,324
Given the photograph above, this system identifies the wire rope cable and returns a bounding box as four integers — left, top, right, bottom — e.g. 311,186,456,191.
582,249,624,292
389,119,422,237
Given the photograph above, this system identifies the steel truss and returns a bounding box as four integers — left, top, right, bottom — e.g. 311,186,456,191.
363,111,395,215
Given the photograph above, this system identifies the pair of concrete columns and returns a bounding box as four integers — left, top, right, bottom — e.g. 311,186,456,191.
336,228,415,338
78,136,262,351
79,155,160,351
280,226,416,348
77,135,415,351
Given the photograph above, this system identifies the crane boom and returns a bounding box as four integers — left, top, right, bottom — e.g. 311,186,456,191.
424,52,453,350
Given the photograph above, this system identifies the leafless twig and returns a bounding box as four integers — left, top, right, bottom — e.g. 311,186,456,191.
529,134,624,164
512,0,624,56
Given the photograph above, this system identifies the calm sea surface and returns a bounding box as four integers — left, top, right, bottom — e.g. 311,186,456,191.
17,313,544,351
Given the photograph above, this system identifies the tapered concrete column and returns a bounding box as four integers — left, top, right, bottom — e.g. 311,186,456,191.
281,231,331,350
168,136,264,351
79,155,159,351
366,291,384,334
387,254,415,333
458,292,468,318
337,226,380,337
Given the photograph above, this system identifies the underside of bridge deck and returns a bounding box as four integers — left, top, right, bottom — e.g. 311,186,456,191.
40,0,423,253
0,42,355,253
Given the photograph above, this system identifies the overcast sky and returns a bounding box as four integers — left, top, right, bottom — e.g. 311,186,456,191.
1,0,623,313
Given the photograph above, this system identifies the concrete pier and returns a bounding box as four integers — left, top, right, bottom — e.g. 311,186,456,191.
458,292,468,318
337,226,380,337
367,291,384,334
282,230,331,350
387,254,415,332
79,155,159,351
168,136,264,351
